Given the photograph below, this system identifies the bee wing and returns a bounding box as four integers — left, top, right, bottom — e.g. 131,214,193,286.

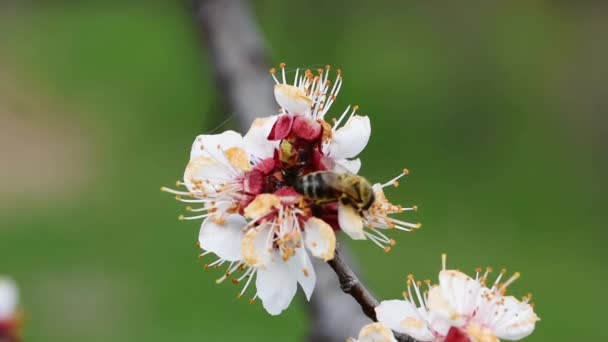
331,160,357,175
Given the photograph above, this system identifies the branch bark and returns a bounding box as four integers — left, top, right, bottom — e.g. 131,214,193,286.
193,0,276,130
327,243,419,342
327,243,379,321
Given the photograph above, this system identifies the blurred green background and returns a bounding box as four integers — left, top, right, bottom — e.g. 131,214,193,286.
0,1,605,341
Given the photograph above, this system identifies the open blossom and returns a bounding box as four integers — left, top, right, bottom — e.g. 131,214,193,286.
348,322,397,342
0,277,20,341
163,63,419,315
375,255,539,342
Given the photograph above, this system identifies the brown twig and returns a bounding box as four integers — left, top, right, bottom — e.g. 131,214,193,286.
327,243,419,342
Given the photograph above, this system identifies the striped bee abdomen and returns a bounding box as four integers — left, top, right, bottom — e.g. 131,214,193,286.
293,171,342,202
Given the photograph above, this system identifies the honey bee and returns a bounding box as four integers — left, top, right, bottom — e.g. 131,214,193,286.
293,171,375,211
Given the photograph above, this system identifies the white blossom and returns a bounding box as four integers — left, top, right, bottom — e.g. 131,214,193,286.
375,255,539,342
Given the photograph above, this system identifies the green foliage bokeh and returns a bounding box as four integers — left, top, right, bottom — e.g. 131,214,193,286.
0,2,605,341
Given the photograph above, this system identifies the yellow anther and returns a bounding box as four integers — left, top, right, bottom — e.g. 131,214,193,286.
279,62,286,68
384,246,392,253
178,215,185,221
269,67,276,74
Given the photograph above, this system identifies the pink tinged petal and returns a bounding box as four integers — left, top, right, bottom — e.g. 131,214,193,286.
255,254,298,315
292,115,322,141
303,217,336,261
254,157,276,174
190,130,243,160
355,322,398,342
267,114,294,141
491,296,539,340
274,84,312,115
183,156,233,193
198,214,246,262
243,115,279,159
287,246,316,301
0,277,18,321
241,224,273,267
328,115,371,159
375,300,435,341
274,186,301,200
437,270,481,320
312,149,335,171
243,169,264,195
335,158,362,174
338,203,366,240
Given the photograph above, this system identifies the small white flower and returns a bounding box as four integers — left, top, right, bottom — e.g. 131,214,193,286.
348,322,397,342
375,255,540,342
0,277,18,322
239,191,336,315
270,64,369,173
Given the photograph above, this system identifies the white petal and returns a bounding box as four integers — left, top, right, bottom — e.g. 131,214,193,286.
287,246,316,301
303,217,336,261
243,115,280,159
338,203,366,240
183,156,234,193
426,309,452,337
0,277,18,321
274,84,312,115
437,270,481,321
255,254,298,315
492,295,539,340
335,158,362,174
198,214,246,262
355,322,398,342
427,284,464,327
190,130,243,160
328,115,371,159
241,224,273,267
375,300,435,341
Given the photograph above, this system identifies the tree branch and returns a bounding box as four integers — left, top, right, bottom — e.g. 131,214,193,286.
327,243,419,342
